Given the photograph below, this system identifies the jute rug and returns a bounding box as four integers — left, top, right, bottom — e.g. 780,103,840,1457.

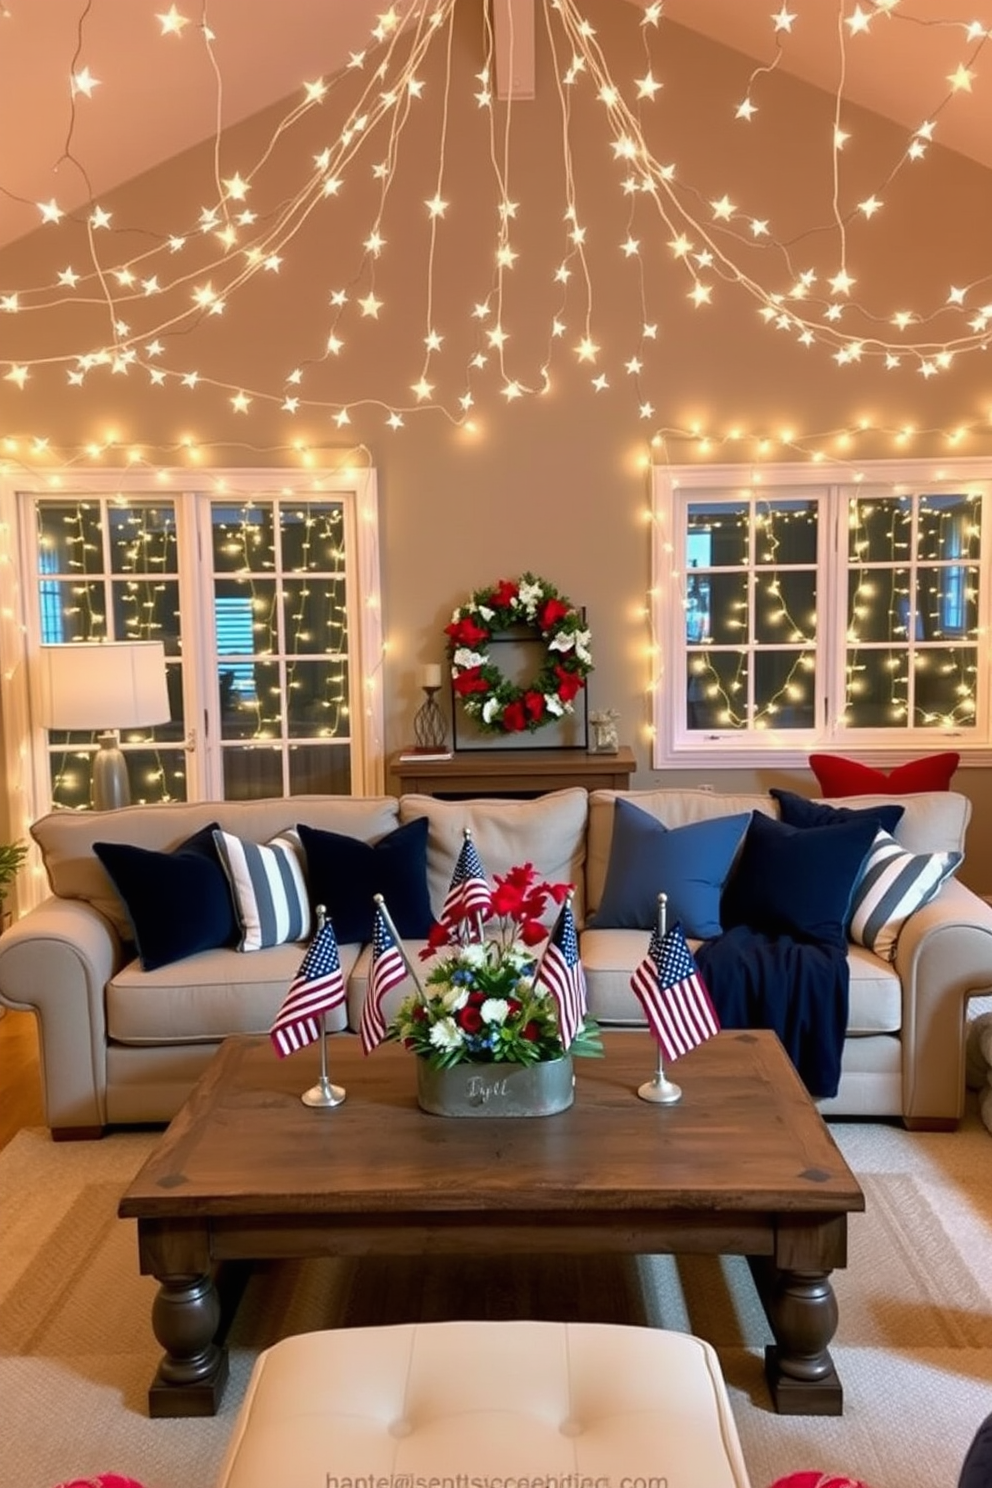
2,1105,991,1488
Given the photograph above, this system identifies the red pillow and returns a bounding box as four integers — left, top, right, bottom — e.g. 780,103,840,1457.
809,752,960,798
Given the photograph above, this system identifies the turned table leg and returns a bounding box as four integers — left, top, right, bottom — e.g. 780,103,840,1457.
752,1260,843,1415
147,1272,229,1417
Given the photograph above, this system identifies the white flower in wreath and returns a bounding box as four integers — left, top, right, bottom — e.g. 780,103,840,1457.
573,629,592,664
476,604,495,622
440,986,470,1014
544,693,565,717
453,647,487,670
429,1017,464,1052
548,631,575,655
482,696,502,724
517,578,544,613
459,944,487,969
480,997,510,1025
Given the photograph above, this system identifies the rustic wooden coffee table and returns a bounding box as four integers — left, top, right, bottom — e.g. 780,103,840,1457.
118,1029,864,1419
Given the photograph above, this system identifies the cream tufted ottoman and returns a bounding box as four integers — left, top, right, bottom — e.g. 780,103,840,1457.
215,1320,753,1488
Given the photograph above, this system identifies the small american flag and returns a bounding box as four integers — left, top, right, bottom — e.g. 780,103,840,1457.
359,904,408,1054
442,833,493,926
270,918,346,1059
536,899,586,1050
630,920,719,1063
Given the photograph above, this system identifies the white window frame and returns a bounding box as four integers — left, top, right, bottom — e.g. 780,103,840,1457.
0,468,385,899
651,457,992,770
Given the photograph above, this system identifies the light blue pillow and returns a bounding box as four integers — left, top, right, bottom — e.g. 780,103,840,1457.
593,799,751,938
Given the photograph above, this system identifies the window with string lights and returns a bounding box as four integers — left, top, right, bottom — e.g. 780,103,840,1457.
8,470,385,817
651,460,990,770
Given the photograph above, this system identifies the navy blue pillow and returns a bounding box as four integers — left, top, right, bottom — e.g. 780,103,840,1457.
721,811,879,949
94,823,238,971
297,816,432,944
771,787,904,835
594,798,751,938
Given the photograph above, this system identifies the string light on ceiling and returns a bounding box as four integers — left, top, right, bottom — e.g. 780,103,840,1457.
0,0,990,464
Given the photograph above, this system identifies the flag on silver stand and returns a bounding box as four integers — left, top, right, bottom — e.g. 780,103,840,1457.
269,903,347,1108
629,892,720,1105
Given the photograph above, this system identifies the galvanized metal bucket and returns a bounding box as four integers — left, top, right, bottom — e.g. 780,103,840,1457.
416,1054,575,1117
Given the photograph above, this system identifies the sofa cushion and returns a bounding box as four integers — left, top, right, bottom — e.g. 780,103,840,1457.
105,940,360,1042
31,796,400,941
721,812,879,950
398,789,589,926
297,817,433,944
213,829,311,952
93,825,238,971
771,787,904,835
809,751,960,796
593,799,750,938
848,829,963,961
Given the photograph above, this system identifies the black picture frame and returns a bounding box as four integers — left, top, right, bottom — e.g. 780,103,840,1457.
451,627,590,753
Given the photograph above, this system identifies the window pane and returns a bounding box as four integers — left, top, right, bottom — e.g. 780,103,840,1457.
917,565,978,640
219,660,283,740
288,745,352,795
914,646,978,727
685,652,748,731
687,502,749,566
279,502,346,571
702,572,749,645
211,504,276,573
755,500,817,565
111,577,181,653
918,493,982,562
282,578,348,657
222,748,284,800
108,504,178,575
754,651,816,728
844,649,909,727
847,568,912,642
215,577,278,655
39,580,108,642
48,745,186,809
36,502,103,574
287,659,350,738
755,569,815,645
849,496,913,563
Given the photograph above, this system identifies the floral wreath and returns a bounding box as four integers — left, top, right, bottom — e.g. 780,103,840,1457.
444,572,593,735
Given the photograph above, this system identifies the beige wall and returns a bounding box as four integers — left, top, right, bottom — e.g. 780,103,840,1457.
3,2,992,891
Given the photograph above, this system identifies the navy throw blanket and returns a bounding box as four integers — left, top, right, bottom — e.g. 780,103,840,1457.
695,925,849,1099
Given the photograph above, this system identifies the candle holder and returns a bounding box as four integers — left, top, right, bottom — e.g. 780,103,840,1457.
413,686,448,751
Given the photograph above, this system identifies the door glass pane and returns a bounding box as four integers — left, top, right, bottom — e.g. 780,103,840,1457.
287,659,350,738
212,504,276,573
289,745,352,795
687,501,749,566
917,493,982,562
843,648,908,727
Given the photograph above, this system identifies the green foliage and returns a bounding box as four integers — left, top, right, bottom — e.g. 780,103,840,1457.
0,841,29,902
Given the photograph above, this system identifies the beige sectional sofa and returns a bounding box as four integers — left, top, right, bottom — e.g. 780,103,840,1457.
2,785,989,1138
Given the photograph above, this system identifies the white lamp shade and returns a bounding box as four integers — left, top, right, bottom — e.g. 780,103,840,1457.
37,642,171,732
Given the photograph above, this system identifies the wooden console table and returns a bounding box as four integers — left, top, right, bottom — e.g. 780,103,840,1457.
390,745,636,798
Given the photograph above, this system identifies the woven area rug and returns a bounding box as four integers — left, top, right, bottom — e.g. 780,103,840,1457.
2,1106,991,1488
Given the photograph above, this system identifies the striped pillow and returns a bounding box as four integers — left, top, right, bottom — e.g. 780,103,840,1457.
213,829,311,952
848,829,962,961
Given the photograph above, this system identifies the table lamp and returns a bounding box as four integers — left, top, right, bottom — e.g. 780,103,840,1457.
37,641,171,810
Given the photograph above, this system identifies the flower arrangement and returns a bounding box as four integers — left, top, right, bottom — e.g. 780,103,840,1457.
386,862,602,1069
445,572,593,735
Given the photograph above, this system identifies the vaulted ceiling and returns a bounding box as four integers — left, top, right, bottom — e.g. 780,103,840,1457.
1,0,988,249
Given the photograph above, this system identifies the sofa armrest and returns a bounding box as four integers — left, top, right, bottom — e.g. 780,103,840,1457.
0,897,123,1134
893,878,992,1125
